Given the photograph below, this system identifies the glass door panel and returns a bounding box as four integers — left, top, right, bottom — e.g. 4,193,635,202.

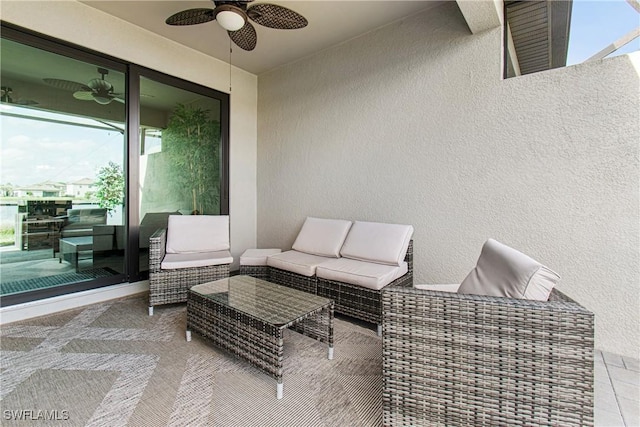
137,76,223,274
0,37,126,298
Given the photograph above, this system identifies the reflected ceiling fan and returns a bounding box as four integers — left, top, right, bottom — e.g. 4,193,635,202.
43,68,124,105
1,86,38,106
166,1,308,51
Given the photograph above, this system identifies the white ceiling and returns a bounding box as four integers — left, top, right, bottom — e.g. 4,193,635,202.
80,1,444,75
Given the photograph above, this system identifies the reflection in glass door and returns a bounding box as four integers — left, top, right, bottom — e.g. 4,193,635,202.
0,37,126,299
137,76,223,274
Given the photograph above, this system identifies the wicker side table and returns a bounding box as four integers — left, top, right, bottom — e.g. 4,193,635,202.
239,248,281,280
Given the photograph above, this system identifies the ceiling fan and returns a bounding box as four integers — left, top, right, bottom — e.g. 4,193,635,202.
1,86,38,106
165,1,308,51
43,68,124,105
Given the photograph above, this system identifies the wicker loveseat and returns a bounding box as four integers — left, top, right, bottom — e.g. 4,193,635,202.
245,218,414,334
381,239,594,426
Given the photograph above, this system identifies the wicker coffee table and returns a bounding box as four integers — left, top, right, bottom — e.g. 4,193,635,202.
186,275,334,399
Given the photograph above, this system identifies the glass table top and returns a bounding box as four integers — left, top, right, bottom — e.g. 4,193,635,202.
190,275,332,326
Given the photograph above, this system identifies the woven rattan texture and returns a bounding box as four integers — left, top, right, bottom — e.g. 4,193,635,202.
239,265,270,280
382,286,594,426
269,267,318,294
318,273,412,325
149,228,230,307
187,284,333,383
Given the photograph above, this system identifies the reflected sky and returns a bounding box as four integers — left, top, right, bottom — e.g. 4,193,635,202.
0,105,124,186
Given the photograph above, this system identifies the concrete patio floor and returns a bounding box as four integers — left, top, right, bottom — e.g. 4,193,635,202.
596,350,640,426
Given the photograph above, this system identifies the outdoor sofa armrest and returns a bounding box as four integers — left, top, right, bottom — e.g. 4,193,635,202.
148,228,167,274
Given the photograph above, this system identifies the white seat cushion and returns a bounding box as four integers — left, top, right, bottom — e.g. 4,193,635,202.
161,250,233,270
457,239,560,301
316,258,409,290
166,215,229,254
292,217,352,258
266,250,333,277
340,221,413,266
240,248,282,266
414,283,461,292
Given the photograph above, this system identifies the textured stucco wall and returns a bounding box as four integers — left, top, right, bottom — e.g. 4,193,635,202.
1,0,258,268
257,2,640,357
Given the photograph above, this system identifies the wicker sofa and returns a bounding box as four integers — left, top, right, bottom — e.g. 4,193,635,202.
244,218,414,333
381,239,595,426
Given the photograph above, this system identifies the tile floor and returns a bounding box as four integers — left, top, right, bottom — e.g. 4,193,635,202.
596,350,640,426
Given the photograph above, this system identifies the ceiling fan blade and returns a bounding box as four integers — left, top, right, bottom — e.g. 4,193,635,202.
43,78,91,92
213,0,255,8
228,22,257,51
166,8,216,25
247,4,307,30
113,97,126,104
73,91,94,101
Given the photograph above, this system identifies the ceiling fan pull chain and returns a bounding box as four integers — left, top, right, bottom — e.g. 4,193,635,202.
229,38,232,93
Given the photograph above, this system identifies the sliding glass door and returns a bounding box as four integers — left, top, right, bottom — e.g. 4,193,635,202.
0,24,229,305
0,36,126,301
136,74,226,275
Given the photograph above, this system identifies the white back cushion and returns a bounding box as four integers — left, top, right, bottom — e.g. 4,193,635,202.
292,217,352,258
165,215,230,254
457,239,559,301
340,221,414,266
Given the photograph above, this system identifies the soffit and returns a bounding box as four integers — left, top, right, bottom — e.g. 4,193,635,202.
505,0,572,75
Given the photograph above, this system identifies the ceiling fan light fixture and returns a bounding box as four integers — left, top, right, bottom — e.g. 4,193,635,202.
88,78,112,92
215,6,246,31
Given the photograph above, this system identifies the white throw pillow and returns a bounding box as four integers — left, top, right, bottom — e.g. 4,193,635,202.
291,217,352,258
166,215,230,254
457,239,559,301
339,221,414,266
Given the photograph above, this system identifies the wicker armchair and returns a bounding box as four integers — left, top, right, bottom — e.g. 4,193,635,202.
382,286,594,426
148,215,232,315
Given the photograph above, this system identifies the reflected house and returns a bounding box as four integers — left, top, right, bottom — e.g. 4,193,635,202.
66,178,95,198
13,181,65,198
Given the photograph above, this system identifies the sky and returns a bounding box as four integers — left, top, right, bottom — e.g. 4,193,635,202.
1,0,638,188
567,0,640,64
